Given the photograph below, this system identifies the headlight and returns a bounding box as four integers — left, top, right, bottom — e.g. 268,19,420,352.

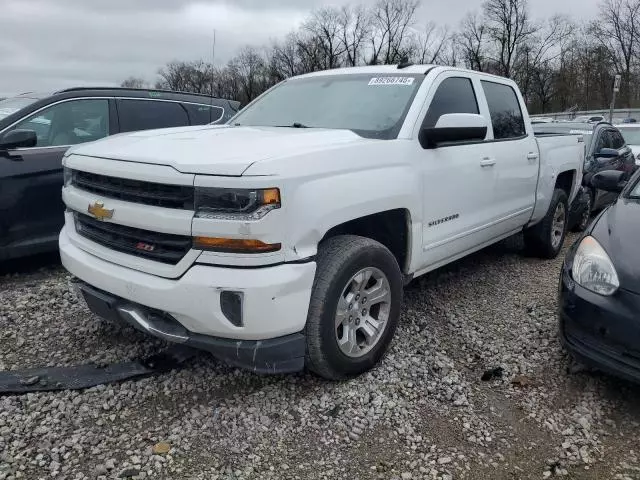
194,187,280,220
63,167,73,187
572,236,619,295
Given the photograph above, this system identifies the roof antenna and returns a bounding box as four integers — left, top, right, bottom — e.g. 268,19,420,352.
210,29,216,124
397,56,413,69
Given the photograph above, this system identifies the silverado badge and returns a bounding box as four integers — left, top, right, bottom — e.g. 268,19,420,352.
87,201,114,221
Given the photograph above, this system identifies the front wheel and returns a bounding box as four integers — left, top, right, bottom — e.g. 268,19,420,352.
571,189,593,232
524,189,569,259
305,235,403,380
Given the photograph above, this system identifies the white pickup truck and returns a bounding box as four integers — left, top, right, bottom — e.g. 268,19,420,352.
60,65,584,379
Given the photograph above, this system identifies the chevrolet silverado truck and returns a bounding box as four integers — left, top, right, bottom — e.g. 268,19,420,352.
59,65,584,379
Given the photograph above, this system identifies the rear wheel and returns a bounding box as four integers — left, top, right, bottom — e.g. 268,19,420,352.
305,235,403,380
524,189,569,259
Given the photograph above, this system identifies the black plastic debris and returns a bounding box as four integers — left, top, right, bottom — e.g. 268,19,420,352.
481,367,504,381
0,345,198,395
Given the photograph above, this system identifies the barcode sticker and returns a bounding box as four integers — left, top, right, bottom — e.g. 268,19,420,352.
368,77,415,86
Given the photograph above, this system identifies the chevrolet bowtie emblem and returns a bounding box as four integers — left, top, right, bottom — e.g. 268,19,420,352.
87,201,114,221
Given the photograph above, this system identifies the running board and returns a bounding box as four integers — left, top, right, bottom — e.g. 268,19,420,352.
0,345,198,395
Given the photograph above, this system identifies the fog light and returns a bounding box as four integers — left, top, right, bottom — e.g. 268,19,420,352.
221,291,243,327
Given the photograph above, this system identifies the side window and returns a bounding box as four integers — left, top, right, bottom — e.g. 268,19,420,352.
184,104,224,125
117,100,189,133
610,130,625,149
3,99,109,148
481,81,526,140
423,77,479,128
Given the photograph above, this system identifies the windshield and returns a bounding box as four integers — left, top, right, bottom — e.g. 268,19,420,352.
619,127,640,146
231,74,423,139
0,97,38,120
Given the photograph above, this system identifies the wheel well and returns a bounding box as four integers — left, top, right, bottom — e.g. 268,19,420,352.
320,209,410,272
555,170,575,197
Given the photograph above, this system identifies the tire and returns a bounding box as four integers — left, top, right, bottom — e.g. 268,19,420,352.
524,189,569,259
305,235,403,380
571,189,593,232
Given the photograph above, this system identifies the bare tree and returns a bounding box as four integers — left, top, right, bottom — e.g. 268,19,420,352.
590,0,640,107
410,23,449,64
228,47,269,104
120,76,146,89
303,7,349,69
483,0,535,78
339,5,371,66
368,0,420,64
456,13,488,71
156,60,212,93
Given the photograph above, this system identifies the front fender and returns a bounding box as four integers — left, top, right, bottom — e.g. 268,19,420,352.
282,165,421,265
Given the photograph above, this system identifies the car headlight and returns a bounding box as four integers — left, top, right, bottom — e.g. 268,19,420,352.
194,187,280,220
63,166,73,187
572,236,619,295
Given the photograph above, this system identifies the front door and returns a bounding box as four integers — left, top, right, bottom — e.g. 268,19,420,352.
0,98,110,257
417,74,499,269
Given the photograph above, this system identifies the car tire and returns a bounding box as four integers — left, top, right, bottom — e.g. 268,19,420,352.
305,235,403,380
524,189,569,259
571,189,593,232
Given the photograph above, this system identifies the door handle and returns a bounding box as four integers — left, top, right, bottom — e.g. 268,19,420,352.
527,152,539,161
480,158,496,167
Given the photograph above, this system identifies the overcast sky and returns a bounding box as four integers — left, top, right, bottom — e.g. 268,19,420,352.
0,0,599,98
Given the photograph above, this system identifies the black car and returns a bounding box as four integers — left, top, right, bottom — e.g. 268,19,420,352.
559,169,640,384
534,122,636,231
0,88,239,260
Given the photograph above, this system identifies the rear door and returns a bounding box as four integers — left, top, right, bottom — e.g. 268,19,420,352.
478,80,539,234
0,98,110,255
116,99,190,133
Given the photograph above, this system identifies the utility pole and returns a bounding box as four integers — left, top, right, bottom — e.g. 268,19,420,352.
609,74,621,123
209,29,216,123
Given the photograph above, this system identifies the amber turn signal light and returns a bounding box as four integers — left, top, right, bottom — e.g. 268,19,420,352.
193,236,281,253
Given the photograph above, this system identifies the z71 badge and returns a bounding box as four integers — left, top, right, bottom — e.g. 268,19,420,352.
428,214,459,227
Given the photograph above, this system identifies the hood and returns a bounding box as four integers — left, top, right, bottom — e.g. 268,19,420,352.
68,125,371,176
590,197,640,292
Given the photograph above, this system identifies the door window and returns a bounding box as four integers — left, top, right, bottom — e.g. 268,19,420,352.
117,100,189,133
481,81,526,140
610,129,625,149
423,77,479,128
594,130,612,152
2,99,109,147
184,104,224,125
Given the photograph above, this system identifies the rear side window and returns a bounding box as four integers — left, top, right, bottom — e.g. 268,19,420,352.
423,77,479,128
117,100,189,133
184,104,224,125
481,81,526,140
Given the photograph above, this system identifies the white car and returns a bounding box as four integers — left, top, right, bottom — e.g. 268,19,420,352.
59,65,584,379
615,124,640,165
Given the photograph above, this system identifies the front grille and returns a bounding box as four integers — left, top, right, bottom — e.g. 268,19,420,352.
71,170,194,210
75,214,192,265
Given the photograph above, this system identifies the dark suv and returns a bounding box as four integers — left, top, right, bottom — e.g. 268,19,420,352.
0,88,239,260
534,121,637,231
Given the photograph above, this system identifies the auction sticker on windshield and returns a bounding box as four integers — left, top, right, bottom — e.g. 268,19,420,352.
368,77,415,86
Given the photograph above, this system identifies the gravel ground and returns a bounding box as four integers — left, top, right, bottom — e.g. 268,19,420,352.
1,234,640,480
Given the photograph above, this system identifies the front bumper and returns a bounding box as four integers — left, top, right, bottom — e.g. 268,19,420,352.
559,264,640,384
60,226,316,372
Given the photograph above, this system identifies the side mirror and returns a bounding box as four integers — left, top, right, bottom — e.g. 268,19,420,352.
595,148,619,159
591,170,627,193
419,113,488,149
0,129,37,150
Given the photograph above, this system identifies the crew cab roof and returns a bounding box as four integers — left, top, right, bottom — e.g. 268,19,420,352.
293,64,518,83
